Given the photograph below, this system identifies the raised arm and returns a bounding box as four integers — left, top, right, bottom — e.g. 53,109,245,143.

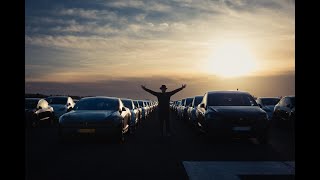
168,84,186,96
141,85,158,96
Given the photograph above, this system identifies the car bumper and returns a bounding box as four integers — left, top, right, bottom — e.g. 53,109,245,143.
203,119,269,137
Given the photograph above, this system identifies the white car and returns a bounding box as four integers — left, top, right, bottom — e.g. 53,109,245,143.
46,96,75,119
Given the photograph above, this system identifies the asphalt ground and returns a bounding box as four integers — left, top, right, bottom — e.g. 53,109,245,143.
25,109,295,180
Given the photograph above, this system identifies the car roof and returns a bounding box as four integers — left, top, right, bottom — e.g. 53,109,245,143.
207,90,251,95
285,95,295,98
81,96,119,101
257,97,280,99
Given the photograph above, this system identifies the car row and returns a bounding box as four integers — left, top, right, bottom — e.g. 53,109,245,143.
25,96,158,143
171,91,295,144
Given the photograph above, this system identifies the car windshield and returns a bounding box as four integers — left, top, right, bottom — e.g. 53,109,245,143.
46,97,67,105
290,97,295,107
122,100,133,109
207,93,258,106
138,101,145,107
185,98,193,106
25,99,38,109
261,98,280,106
133,101,139,108
194,96,203,107
74,98,119,111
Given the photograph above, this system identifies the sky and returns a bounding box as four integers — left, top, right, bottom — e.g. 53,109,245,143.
25,0,295,100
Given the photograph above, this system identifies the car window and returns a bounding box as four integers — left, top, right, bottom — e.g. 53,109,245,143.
261,98,280,106
74,98,119,111
46,97,68,105
289,97,295,107
207,93,258,106
122,99,133,109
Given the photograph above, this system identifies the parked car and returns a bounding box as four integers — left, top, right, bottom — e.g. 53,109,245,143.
273,96,295,129
121,98,139,134
196,91,269,143
187,95,204,126
182,97,194,121
46,96,75,119
256,97,280,120
25,98,54,127
177,98,186,120
133,100,142,122
138,100,148,119
58,96,131,142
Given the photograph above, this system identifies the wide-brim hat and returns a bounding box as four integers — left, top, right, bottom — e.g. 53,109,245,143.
160,85,167,90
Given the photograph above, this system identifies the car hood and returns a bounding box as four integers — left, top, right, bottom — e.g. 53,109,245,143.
263,105,275,111
207,106,266,118
50,104,66,110
60,110,119,123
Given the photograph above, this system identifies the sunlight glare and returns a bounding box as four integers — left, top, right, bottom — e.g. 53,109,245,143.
206,42,257,78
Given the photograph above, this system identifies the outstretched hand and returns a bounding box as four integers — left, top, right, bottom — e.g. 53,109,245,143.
182,84,187,89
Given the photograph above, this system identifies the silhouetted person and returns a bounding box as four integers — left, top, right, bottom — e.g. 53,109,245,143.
141,84,186,136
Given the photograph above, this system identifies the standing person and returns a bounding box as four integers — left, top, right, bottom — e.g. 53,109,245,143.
141,84,186,136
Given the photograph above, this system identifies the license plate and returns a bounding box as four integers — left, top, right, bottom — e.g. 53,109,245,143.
78,129,96,133
233,126,251,131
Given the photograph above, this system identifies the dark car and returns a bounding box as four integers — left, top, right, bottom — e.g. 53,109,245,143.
256,97,280,120
187,95,204,126
46,96,75,119
121,98,139,134
196,91,269,143
58,96,131,142
133,100,142,123
272,96,295,129
25,98,54,127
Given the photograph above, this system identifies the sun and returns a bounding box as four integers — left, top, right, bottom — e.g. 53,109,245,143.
205,41,257,78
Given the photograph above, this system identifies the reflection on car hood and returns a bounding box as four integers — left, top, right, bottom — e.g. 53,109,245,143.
207,106,266,118
264,105,275,111
60,110,118,123
50,104,66,110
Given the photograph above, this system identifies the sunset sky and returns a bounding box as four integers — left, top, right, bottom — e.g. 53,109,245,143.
25,0,295,100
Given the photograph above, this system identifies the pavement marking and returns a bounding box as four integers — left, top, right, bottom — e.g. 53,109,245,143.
183,161,295,180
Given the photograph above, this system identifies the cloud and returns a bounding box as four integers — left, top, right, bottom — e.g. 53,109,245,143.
25,0,295,87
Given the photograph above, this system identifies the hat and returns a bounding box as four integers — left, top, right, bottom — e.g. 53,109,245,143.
160,85,167,90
